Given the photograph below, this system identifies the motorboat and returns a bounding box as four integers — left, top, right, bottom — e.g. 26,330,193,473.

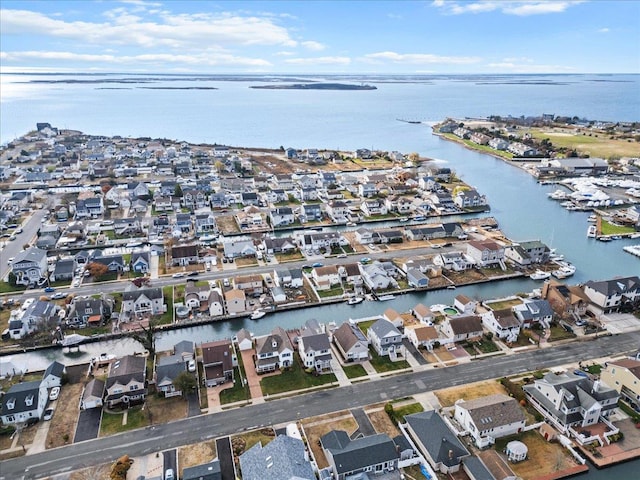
250,310,266,320
587,225,597,238
376,294,396,301
597,236,612,242
530,270,551,280
399,217,409,222
347,296,364,305
548,189,567,200
587,214,597,223
552,264,576,279
346,222,357,226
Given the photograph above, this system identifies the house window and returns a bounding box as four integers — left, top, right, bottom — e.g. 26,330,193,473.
130,385,139,391
25,394,34,407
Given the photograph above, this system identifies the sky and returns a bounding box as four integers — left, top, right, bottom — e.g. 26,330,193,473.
1,0,639,74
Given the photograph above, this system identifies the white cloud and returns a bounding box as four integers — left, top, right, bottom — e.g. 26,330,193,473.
274,51,295,56
0,8,298,49
363,51,481,65
487,61,575,72
284,56,351,65
598,27,610,33
432,1,584,16
300,40,325,51
1,50,272,67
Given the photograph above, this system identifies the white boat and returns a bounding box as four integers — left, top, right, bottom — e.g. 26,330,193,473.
250,310,266,320
347,296,364,305
530,270,551,280
346,222,357,226
399,217,409,222
597,236,612,242
630,233,640,239
376,294,396,301
548,189,567,200
610,235,622,240
552,264,576,279
587,214,597,223
587,225,597,238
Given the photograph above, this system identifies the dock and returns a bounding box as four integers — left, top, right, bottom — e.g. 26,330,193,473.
623,245,640,258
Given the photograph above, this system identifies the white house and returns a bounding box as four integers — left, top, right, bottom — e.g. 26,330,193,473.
367,319,403,357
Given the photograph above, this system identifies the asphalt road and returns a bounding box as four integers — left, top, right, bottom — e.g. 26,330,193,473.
0,209,47,280
4,331,639,480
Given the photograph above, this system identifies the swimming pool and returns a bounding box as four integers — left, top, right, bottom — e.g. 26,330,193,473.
443,307,458,316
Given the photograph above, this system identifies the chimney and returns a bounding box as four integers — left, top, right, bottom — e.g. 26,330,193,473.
555,388,565,411
448,449,454,459
592,380,601,393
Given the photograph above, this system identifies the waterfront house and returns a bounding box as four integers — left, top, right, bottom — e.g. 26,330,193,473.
466,240,505,268
406,268,429,288
321,430,399,480
184,282,211,312
121,286,165,319
404,224,445,241
358,182,377,197
508,142,538,157
298,231,343,250
41,361,65,389
405,325,439,350
404,410,470,474
355,227,376,244
225,288,246,315
441,316,484,343
235,328,253,351
223,239,257,259
312,265,341,290
582,276,640,314
512,299,554,328
523,371,619,433
332,322,369,362
434,250,473,271
454,295,477,315
600,358,640,410
413,303,434,324
298,322,332,373
207,291,224,317
326,200,351,223
470,132,491,145
263,236,297,254
105,355,147,409
254,327,294,373
505,240,550,266
481,308,520,342
361,263,395,291
80,378,105,410
155,354,188,397
489,138,509,150
195,212,217,234
201,340,235,387
10,247,48,286
541,280,590,318
367,319,403,357
269,207,295,227
301,203,323,222
375,229,404,244
239,435,314,480
233,274,264,297
67,297,110,328
0,381,48,426
453,394,526,448
131,251,150,274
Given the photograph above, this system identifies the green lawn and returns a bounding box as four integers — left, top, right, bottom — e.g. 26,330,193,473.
441,133,514,159
390,402,424,423
158,286,174,324
485,298,524,310
99,407,148,436
219,373,250,405
600,220,635,236
548,324,577,342
0,282,26,294
342,363,368,379
317,286,344,298
260,357,337,396
368,349,410,373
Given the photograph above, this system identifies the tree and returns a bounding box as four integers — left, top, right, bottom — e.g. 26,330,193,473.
110,455,133,480
130,318,158,358
173,371,197,398
86,262,109,280
408,152,420,163
174,183,183,198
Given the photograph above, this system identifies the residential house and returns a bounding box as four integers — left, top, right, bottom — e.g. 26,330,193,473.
413,304,434,324
454,295,477,315
441,316,484,343
9,300,59,340
489,138,509,150
175,213,193,233
154,195,174,212
41,361,65,389
223,239,257,259
298,321,332,373
182,189,208,210
121,287,165,319
195,212,217,234
523,371,619,432
505,240,550,266
405,225,445,241
0,381,48,426
104,355,147,409
481,308,520,342
332,322,369,362
404,410,470,474
263,236,297,255
358,182,377,198
470,132,491,145
434,251,473,271
225,288,246,315
270,207,295,227
355,228,376,245
429,167,452,182
326,200,351,223
407,268,429,288
454,394,526,448
89,252,126,273
239,435,314,480
254,327,294,373
131,251,150,274
361,263,395,291
51,258,75,282
512,299,554,328
75,196,104,219
301,203,323,222
185,282,212,313
454,189,487,209
207,290,224,317
582,276,640,314
601,359,640,410
405,325,439,350
155,355,188,397
80,378,105,410
182,460,222,480
235,328,253,351
466,240,505,268
298,231,343,250
321,430,399,480
67,297,110,328
10,247,48,286
367,319,403,357
201,340,235,387
234,274,264,297
541,280,590,319
361,199,388,217
312,265,341,291
171,244,199,266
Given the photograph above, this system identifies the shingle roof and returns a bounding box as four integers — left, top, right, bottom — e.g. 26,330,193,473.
448,316,483,335
457,394,525,432
321,430,398,474
1,381,42,415
239,435,314,480
405,410,469,468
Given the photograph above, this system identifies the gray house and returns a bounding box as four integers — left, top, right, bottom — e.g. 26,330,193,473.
239,435,314,480
332,322,369,362
321,430,399,480
367,319,403,357
10,247,48,286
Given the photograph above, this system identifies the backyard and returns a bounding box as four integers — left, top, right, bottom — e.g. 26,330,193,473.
435,380,508,407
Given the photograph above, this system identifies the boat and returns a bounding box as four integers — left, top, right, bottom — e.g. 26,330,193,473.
611,235,622,240
587,214,597,223
250,310,266,320
413,215,425,221
552,264,576,279
399,217,409,222
376,294,396,301
630,233,640,239
530,270,551,280
597,236,612,242
346,222,357,227
587,225,597,238
347,296,364,305
548,189,567,200
447,285,457,290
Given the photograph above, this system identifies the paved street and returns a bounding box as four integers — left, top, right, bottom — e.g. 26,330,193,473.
2,330,639,480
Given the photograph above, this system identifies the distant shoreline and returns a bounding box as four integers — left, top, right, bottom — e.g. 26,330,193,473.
250,83,377,91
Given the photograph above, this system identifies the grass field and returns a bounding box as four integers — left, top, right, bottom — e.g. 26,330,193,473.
600,220,635,236
436,380,508,407
529,128,640,159
260,357,336,395
342,363,368,379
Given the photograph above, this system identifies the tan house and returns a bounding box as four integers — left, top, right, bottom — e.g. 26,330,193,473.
233,274,264,296
225,288,246,315
541,280,590,318
441,316,484,343
601,358,640,410
405,325,439,350
312,265,341,290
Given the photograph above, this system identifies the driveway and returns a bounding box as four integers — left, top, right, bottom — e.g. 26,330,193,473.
216,436,235,480
403,338,429,366
186,392,200,417
349,408,376,439
240,348,265,402
74,408,102,443
162,449,177,479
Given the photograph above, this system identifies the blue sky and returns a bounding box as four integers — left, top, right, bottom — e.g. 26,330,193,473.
1,0,638,74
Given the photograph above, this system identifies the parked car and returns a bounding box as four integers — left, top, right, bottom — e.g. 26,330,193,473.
44,287,55,293
187,271,199,277
164,468,175,480
51,292,66,300
337,253,347,258
43,408,54,421
359,257,371,264
49,386,60,401
172,272,185,278
312,262,324,268
188,359,196,372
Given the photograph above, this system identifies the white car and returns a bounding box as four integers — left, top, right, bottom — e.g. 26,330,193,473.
164,468,175,480
188,359,196,372
72,279,81,287
49,386,60,401
43,408,54,421
337,253,347,258
172,272,185,278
